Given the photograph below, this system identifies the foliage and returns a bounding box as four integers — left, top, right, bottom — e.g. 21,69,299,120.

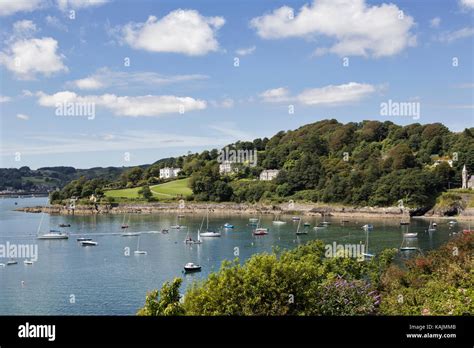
137,278,185,316
379,234,474,315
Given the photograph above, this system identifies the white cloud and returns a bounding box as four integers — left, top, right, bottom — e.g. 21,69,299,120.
56,0,108,11
459,0,474,9
16,113,30,120
0,36,68,80
0,0,43,16
12,20,38,37
259,87,291,103
45,16,68,31
438,27,474,43
210,98,235,108
72,77,104,90
0,95,12,103
297,82,376,106
250,0,416,58
68,67,208,90
120,9,225,56
260,83,377,106
235,46,256,56
36,91,207,117
430,17,441,28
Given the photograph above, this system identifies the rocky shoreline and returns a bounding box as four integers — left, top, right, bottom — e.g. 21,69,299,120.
15,202,474,220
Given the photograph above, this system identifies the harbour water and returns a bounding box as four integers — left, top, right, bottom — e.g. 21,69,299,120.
0,197,466,315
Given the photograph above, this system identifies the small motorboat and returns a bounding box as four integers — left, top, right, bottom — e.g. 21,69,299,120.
59,223,71,227
432,222,437,227
134,250,147,255
400,246,419,251
448,220,457,226
184,263,201,273
362,224,374,231
303,222,311,227
121,224,129,229
400,221,410,226
7,260,18,266
272,220,286,225
121,232,140,237
223,223,234,229
161,229,169,234
320,221,331,225
362,253,375,259
80,240,98,246
314,226,326,230
296,230,308,235
427,221,436,233
292,216,301,221
253,228,268,236
170,225,182,229
0,263,5,267
199,231,221,237
37,231,69,240
24,260,34,265
77,237,92,242
249,218,259,223
403,232,418,238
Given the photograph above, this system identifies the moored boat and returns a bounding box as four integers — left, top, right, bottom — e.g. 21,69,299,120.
80,240,98,246
184,263,201,273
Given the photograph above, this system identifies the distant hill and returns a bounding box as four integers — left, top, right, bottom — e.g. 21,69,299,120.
0,166,133,194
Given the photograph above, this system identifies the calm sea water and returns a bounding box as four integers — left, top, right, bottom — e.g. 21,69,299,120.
0,197,466,315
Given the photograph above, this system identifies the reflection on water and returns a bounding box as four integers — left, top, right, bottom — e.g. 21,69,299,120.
0,197,467,315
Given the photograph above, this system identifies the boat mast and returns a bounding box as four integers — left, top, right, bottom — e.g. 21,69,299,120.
36,213,45,236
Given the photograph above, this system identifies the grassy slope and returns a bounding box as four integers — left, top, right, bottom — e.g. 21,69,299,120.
104,178,191,200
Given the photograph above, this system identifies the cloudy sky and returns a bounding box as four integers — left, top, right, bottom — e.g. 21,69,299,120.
0,0,473,169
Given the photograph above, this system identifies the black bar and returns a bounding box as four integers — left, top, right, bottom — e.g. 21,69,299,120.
0,315,472,346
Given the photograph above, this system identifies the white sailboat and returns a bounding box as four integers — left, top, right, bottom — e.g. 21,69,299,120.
272,215,286,225
37,213,69,240
362,227,375,258
199,207,221,237
427,220,436,233
295,219,307,235
134,236,147,255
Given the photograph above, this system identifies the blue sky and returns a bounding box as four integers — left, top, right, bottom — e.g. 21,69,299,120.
0,0,473,169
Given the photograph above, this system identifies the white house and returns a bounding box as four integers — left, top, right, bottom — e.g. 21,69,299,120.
159,167,181,179
219,160,234,174
462,165,474,189
260,169,279,181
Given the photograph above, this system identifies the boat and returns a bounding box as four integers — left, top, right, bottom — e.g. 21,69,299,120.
7,260,18,266
199,207,221,237
184,230,202,244
295,219,307,235
432,222,437,227
24,260,34,265
272,219,286,225
303,222,311,227
363,227,375,259
121,214,129,229
36,214,69,240
80,240,98,246
37,231,69,240
161,229,169,234
178,214,185,219
76,237,92,242
427,221,436,233
362,224,374,231
121,232,140,237
403,232,418,238
249,218,259,223
292,216,301,221
448,220,457,226
134,236,147,254
170,225,182,229
400,221,410,226
59,223,71,227
0,263,5,267
400,246,419,251
184,263,201,273
314,225,326,230
253,228,268,236
223,223,234,229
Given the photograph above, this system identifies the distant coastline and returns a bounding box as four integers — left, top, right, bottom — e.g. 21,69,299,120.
15,202,474,221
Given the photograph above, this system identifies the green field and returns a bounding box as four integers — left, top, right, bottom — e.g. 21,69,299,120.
104,178,192,200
